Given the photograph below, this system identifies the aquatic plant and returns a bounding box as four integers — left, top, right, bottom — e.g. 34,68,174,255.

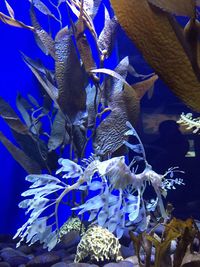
13,122,184,250
0,0,157,174
110,0,200,112
0,1,190,264
130,217,200,267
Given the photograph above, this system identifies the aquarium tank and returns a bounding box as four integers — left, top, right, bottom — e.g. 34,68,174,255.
0,0,200,266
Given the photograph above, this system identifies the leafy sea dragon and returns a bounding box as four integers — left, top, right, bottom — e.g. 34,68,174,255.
14,122,184,250
177,113,200,133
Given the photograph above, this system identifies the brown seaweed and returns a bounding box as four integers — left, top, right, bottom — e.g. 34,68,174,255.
94,58,158,156
110,0,200,112
97,6,119,60
74,0,97,76
0,11,34,30
130,217,200,267
55,26,86,121
30,6,56,58
48,110,69,151
0,97,29,135
148,0,196,17
0,131,41,174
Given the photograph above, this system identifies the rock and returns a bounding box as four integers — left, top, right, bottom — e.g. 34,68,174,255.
17,245,33,255
52,262,98,267
0,262,11,267
120,243,134,258
26,252,60,267
56,231,81,250
65,246,77,255
0,243,15,250
65,263,99,267
31,244,47,256
104,261,134,267
51,263,68,267
124,256,139,267
0,247,29,267
52,249,69,259
62,254,76,263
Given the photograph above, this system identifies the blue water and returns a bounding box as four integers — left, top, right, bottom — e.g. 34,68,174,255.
0,0,200,235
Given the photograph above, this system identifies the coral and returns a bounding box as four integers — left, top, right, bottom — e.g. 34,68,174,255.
59,216,85,239
74,224,123,263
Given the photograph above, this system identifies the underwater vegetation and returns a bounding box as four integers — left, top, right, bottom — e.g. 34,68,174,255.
129,217,200,267
0,0,157,174
110,0,200,112
1,0,200,266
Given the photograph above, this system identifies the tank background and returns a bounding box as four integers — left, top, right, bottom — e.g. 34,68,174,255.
0,0,200,234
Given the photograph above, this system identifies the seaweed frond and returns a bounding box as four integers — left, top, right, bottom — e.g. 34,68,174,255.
130,217,199,267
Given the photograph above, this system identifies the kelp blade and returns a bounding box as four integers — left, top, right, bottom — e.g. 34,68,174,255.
110,0,200,112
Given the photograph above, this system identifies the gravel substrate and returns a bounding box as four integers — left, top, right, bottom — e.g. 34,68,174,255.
0,233,137,267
